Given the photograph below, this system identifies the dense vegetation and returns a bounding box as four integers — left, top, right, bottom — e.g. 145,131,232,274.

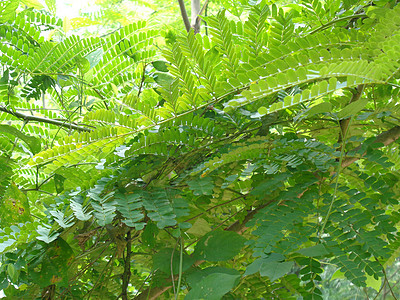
1,0,400,298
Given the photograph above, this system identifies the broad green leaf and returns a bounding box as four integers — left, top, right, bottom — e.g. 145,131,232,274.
152,248,195,274
193,230,247,261
0,125,41,154
7,264,18,282
0,183,31,226
153,72,174,87
330,269,345,280
152,60,169,72
296,244,329,257
305,102,333,117
85,48,104,69
260,261,294,281
54,174,65,194
244,259,264,276
186,267,240,288
21,0,44,9
45,0,56,14
337,98,368,119
185,273,240,300
188,177,214,196
0,1,19,22
28,238,73,287
142,222,158,248
366,274,381,292
186,218,211,236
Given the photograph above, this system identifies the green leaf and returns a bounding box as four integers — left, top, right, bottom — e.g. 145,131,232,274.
186,218,211,236
152,248,195,274
193,230,247,261
306,102,332,117
366,274,381,292
0,1,19,22
0,183,31,226
36,224,60,244
153,72,174,87
20,0,44,9
188,177,214,196
260,261,294,281
54,174,65,194
337,98,368,119
0,125,41,154
142,222,158,248
296,244,329,257
45,0,56,14
185,273,240,300
29,238,73,287
85,48,104,69
7,264,18,282
152,60,169,72
330,269,345,280
186,267,240,288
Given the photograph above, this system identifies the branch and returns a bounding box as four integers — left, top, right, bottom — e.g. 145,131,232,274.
307,13,367,35
342,125,400,168
121,231,132,300
177,0,191,32
338,85,364,144
193,0,209,33
0,106,93,132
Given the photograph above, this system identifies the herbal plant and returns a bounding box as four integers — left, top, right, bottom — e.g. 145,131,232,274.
1,0,400,299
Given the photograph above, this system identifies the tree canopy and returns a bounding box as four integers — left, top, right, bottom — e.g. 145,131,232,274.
1,0,400,299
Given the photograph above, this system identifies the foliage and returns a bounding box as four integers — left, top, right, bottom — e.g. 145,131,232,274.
1,0,400,299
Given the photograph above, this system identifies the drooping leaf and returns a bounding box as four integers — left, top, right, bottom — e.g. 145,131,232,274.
0,125,41,154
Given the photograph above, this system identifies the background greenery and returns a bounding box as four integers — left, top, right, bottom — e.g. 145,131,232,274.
1,0,400,298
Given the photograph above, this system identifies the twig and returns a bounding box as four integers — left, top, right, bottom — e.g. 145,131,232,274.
0,106,92,132
121,230,132,300
177,0,191,32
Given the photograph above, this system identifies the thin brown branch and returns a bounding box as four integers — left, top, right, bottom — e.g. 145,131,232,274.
0,106,92,132
177,0,191,32
338,85,364,144
121,230,132,300
342,125,400,168
193,0,209,33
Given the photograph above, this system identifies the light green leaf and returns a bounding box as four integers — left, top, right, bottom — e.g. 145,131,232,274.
0,124,41,154
366,274,381,292
21,0,44,9
0,183,31,226
45,0,56,14
85,48,104,69
330,269,345,280
337,98,368,119
306,102,332,117
186,218,211,236
0,0,19,22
